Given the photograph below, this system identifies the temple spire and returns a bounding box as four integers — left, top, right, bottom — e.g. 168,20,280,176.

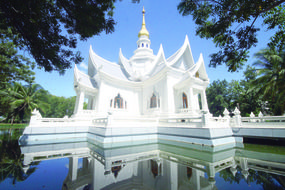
138,7,149,38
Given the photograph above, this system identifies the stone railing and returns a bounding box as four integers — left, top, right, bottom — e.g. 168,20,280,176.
241,115,285,123
223,108,285,127
178,108,201,113
159,116,203,128
92,118,108,127
29,109,94,127
159,117,202,123
92,116,158,127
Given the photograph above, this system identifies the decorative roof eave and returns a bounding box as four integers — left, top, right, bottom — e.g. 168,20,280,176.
98,69,143,89
167,35,195,69
118,48,132,79
89,45,119,72
143,64,185,86
173,74,210,90
147,44,168,76
74,65,98,92
190,53,209,81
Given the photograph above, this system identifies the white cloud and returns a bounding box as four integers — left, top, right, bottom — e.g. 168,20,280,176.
79,62,88,70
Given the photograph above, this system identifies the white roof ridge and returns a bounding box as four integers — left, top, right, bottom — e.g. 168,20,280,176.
166,35,194,67
90,46,119,68
118,48,132,78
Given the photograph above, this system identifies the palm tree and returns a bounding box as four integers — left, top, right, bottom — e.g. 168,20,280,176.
0,82,49,123
251,48,285,115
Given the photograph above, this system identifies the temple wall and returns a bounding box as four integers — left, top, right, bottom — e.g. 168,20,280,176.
97,80,141,115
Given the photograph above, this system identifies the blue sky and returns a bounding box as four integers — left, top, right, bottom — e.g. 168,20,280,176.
34,0,274,98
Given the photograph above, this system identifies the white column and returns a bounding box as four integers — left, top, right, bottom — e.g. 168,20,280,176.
92,96,96,110
188,88,195,112
170,162,178,190
78,91,85,112
69,156,78,181
201,90,209,112
195,93,199,110
73,92,80,114
191,167,201,190
133,162,138,176
74,91,85,114
92,158,100,190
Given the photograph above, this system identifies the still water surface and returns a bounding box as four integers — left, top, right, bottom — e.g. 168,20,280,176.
0,128,285,190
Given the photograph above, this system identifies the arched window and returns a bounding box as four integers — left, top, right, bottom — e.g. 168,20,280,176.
187,167,192,180
150,93,157,108
146,44,148,48
182,92,188,108
151,160,158,178
112,160,122,178
114,93,124,108
142,43,144,47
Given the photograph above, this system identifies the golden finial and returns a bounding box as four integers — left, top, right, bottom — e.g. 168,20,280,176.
138,6,149,38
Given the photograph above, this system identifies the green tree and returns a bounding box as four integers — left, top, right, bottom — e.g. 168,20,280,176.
43,95,76,118
0,82,49,123
178,0,285,72
237,66,262,116
250,48,285,115
0,0,129,74
206,67,263,117
206,79,230,116
0,29,35,88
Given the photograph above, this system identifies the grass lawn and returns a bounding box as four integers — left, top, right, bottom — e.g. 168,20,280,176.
0,123,28,129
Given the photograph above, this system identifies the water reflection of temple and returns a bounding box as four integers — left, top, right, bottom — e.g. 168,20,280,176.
21,142,285,190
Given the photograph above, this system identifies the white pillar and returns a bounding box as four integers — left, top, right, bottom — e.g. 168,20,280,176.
69,156,78,181
188,88,195,112
240,157,249,180
92,158,101,190
74,91,85,114
170,162,178,190
92,96,96,110
73,92,80,114
133,163,138,177
201,90,209,112
78,91,85,112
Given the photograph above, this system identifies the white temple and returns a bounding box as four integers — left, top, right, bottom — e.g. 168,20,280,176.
72,7,210,119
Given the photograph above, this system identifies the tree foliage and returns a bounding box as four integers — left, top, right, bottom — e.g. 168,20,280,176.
0,0,118,74
0,82,49,123
219,167,285,190
250,48,285,115
0,82,77,123
206,79,230,116
41,93,76,118
178,0,285,72
206,66,263,117
0,29,35,88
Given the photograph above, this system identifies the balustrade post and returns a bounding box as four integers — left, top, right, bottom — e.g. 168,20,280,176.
258,111,264,122
30,109,42,125
202,111,210,128
250,112,255,123
223,108,230,127
233,107,241,127
107,113,113,126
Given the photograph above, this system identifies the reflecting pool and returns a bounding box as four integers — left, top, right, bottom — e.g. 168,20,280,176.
1,129,285,190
